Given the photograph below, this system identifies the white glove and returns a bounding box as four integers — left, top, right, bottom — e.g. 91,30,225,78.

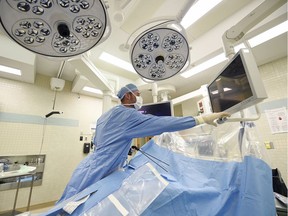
195,112,231,127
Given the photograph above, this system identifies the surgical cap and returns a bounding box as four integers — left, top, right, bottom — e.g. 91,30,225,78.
117,83,138,99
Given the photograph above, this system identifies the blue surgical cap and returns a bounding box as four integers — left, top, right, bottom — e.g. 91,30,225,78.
117,83,138,99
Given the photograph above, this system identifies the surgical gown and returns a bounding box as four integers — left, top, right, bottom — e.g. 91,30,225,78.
57,105,197,203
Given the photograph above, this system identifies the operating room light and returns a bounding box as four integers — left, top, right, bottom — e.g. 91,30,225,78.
131,22,189,81
0,0,109,57
181,53,227,78
248,20,288,48
99,52,136,73
0,65,22,76
181,0,223,29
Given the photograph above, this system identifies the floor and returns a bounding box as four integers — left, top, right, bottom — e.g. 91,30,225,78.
15,203,55,216
0,200,55,216
28,206,52,214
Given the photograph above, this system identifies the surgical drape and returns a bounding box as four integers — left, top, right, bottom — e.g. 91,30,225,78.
57,105,197,203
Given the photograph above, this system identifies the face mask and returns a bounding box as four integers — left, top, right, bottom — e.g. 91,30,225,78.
134,95,143,110
123,88,143,110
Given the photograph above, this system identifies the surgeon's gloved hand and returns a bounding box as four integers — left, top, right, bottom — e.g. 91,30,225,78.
195,112,231,127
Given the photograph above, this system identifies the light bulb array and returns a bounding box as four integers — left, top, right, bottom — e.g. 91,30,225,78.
0,0,108,57
131,27,189,80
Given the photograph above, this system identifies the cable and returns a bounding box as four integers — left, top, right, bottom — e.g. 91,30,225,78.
38,118,47,156
52,90,58,110
131,146,169,172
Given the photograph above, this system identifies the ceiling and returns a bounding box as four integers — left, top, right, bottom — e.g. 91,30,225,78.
0,0,287,104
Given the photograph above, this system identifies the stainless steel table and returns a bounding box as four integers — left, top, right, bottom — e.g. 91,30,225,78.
0,166,36,215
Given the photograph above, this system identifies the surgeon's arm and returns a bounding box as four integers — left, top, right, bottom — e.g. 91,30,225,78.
126,111,196,139
126,109,230,139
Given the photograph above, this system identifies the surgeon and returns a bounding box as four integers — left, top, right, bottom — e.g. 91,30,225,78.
57,83,230,203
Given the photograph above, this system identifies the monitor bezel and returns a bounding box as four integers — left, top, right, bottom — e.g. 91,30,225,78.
207,49,267,114
138,101,174,116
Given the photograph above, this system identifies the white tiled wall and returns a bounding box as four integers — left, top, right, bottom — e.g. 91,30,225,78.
181,57,287,184
0,74,105,212
256,57,287,184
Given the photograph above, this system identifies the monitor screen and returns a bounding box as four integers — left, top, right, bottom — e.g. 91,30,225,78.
207,49,267,114
138,101,173,116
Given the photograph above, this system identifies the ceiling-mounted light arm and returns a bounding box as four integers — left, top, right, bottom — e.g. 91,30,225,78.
70,53,115,93
81,54,114,93
114,0,132,10
57,61,67,78
120,18,179,51
222,0,286,58
175,0,197,25
119,0,196,50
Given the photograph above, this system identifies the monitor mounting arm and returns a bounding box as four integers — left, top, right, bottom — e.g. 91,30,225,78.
221,0,285,123
222,0,286,59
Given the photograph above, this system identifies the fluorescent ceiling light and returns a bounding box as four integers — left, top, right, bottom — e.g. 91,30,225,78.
181,53,227,78
181,0,223,29
99,52,136,73
0,65,21,76
83,86,103,95
248,20,288,48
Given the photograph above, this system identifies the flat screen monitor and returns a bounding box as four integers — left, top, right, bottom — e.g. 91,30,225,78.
138,101,173,116
207,49,267,114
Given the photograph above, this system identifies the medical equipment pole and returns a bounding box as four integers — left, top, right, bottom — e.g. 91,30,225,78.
152,83,158,103
102,91,113,113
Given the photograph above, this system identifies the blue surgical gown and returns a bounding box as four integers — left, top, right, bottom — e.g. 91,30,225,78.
57,105,197,203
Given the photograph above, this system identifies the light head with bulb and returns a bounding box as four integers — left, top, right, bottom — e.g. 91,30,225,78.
0,0,110,57
130,21,190,81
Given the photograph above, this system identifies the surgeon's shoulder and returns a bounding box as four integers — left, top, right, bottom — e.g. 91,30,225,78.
114,105,138,116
